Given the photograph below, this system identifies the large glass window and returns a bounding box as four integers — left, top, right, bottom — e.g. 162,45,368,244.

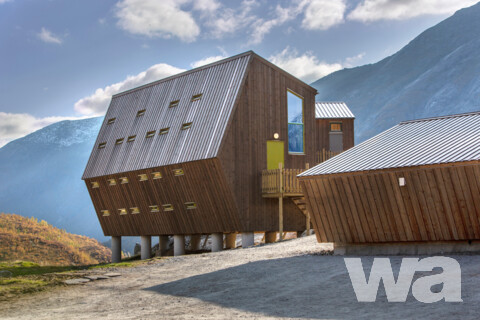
287,90,304,153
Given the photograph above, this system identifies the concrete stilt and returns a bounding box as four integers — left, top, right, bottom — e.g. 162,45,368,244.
158,235,169,256
242,232,254,248
211,233,223,252
112,236,122,263
225,233,237,249
265,232,277,243
140,236,151,260
190,235,201,251
173,235,185,256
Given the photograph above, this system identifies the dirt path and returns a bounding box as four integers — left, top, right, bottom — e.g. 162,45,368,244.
1,236,480,319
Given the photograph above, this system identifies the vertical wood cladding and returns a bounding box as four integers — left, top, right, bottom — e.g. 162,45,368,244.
300,161,480,243
218,56,317,232
316,118,354,152
86,159,242,236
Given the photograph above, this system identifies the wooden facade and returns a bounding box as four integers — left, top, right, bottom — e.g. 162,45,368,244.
299,112,480,245
83,51,354,237
315,118,354,152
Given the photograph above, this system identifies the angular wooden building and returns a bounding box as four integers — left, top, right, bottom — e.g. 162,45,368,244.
82,51,354,260
299,111,480,254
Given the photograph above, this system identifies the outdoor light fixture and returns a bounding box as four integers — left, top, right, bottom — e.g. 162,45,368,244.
399,177,406,187
273,133,280,139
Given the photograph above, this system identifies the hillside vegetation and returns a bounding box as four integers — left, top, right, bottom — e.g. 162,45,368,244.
0,213,111,266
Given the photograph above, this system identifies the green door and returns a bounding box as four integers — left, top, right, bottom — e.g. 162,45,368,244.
267,141,284,170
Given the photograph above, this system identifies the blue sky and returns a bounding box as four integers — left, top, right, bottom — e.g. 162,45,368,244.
0,0,477,146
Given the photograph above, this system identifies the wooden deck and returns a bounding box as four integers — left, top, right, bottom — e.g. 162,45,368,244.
261,168,304,198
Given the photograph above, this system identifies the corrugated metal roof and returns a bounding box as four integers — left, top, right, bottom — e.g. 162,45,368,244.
83,52,252,179
300,111,480,177
315,101,355,119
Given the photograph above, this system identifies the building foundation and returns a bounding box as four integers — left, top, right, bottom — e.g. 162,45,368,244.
211,233,223,252
140,236,151,260
225,233,237,249
112,236,121,263
242,232,254,248
173,235,185,256
265,232,277,243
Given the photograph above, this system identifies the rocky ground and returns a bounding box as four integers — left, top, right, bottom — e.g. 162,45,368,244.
1,235,480,319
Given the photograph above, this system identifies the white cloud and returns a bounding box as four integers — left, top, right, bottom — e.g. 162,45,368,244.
0,113,85,148
269,47,343,83
206,0,257,38
344,52,366,67
193,0,220,12
250,3,305,44
37,27,62,44
0,0,12,3
74,63,185,116
190,55,226,68
302,0,346,30
348,0,478,22
115,0,200,42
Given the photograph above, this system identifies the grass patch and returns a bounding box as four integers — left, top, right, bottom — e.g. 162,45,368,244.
0,261,85,277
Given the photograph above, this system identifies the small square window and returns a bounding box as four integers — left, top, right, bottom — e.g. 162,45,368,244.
130,207,140,214
191,94,202,101
185,202,197,210
120,177,129,184
159,127,170,135
162,204,174,212
118,208,127,215
330,123,342,132
108,179,117,186
91,181,100,189
149,205,160,213
127,135,136,142
136,109,146,117
138,174,148,181
146,130,156,138
98,142,107,149
101,210,110,217
107,118,116,125
173,168,184,176
115,138,124,145
152,172,162,179
169,100,180,108
181,122,192,130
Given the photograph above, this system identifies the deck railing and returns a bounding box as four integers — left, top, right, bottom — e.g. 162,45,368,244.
316,148,342,164
261,168,304,196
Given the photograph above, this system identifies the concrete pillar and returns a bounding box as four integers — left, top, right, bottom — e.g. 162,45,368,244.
211,233,223,252
174,235,185,256
112,236,122,263
225,233,237,249
190,235,201,251
265,232,277,243
242,232,254,248
140,236,151,260
158,235,169,256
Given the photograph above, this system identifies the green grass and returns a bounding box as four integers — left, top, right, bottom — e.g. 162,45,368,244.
0,261,85,277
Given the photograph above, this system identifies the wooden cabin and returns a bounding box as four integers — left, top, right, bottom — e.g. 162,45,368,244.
82,51,354,260
299,111,480,255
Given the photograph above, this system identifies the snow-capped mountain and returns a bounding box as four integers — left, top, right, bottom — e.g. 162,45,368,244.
0,117,105,240
311,2,480,142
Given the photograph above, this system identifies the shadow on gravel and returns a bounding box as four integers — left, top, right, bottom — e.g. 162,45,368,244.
144,255,480,319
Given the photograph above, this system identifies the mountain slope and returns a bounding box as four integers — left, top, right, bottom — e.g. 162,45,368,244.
311,2,480,142
0,213,111,265
0,117,104,240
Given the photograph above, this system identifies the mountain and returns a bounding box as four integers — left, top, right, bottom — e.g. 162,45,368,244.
311,2,480,142
0,117,104,240
0,213,111,265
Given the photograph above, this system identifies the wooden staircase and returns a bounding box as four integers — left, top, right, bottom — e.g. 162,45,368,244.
291,196,311,236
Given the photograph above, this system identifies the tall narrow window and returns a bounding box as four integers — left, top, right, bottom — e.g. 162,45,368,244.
287,90,304,154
